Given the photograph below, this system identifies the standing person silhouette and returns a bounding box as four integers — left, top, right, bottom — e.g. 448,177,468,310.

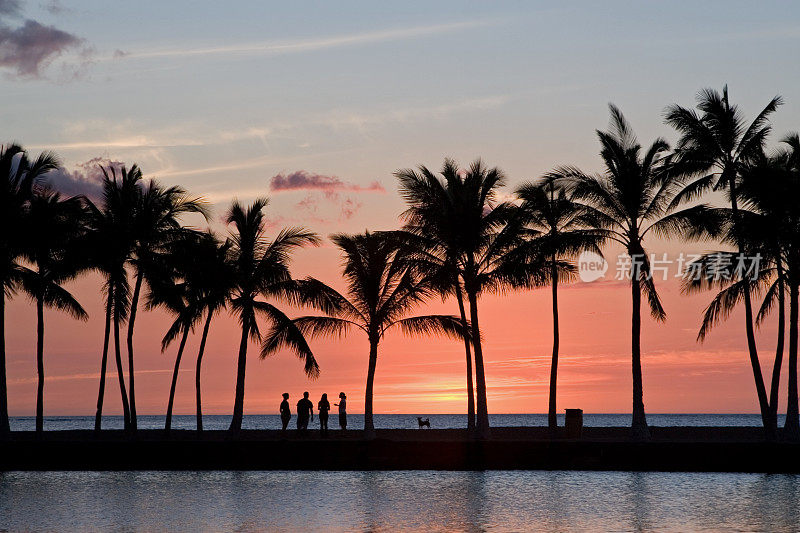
334,392,347,431
296,391,313,431
318,393,330,436
279,393,291,432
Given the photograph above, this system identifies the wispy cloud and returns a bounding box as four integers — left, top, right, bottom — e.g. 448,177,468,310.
117,20,497,62
8,368,183,385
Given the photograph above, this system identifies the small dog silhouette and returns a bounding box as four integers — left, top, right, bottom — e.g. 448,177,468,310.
417,417,430,429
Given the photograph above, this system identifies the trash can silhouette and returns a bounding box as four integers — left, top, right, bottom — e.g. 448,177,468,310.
565,409,583,438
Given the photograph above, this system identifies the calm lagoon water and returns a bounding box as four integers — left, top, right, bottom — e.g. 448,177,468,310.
5,414,796,531
1,470,799,532
8,413,783,432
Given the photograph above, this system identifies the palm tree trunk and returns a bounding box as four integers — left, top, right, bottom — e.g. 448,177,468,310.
0,293,10,434
631,272,649,440
744,284,774,433
166,327,190,432
455,285,475,431
95,290,113,432
364,337,378,437
730,185,773,435
784,280,799,440
769,265,786,426
467,289,490,439
228,322,249,432
36,295,45,433
113,300,131,430
196,311,213,432
548,259,560,432
126,271,143,432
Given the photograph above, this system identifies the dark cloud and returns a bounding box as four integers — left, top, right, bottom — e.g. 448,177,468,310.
0,0,89,79
0,19,83,77
269,170,384,197
44,157,126,200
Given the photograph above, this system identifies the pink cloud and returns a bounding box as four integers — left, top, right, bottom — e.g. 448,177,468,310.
269,170,384,198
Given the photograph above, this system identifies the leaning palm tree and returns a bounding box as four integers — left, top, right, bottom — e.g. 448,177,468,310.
188,233,234,431
125,179,207,431
0,144,59,434
147,232,229,432
735,138,800,439
145,246,198,433
21,188,89,432
516,175,603,431
665,85,783,432
565,104,718,439
262,231,468,437
396,158,530,439
225,198,322,432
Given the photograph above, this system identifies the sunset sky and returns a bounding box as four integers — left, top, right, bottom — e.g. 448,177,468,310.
3,0,800,416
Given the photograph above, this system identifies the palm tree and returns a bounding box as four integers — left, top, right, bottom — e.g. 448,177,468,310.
394,159,478,431
736,138,800,439
125,179,207,431
681,221,784,434
145,244,197,433
665,85,783,432
0,144,59,434
146,231,227,432
188,233,234,431
225,198,322,432
396,159,530,439
262,231,468,437
86,164,140,431
21,188,88,433
565,104,717,439
516,175,602,431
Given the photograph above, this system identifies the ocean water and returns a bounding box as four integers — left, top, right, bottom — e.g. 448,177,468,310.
1,470,799,532
8,413,783,432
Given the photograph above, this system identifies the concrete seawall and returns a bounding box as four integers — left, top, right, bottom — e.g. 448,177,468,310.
2,427,799,472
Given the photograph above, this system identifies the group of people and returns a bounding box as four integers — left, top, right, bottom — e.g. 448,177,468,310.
279,392,347,435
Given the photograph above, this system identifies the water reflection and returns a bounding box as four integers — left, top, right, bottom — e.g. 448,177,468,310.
1,470,799,531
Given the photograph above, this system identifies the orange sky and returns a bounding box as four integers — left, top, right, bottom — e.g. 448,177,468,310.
1,0,798,419
4,244,787,417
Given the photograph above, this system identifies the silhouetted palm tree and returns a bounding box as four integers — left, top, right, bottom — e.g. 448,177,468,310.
0,144,59,434
397,159,529,439
125,180,207,431
262,231,468,437
718,137,800,440
21,188,88,432
145,242,197,433
86,164,140,431
146,231,226,432
394,159,478,431
188,233,234,431
565,104,717,440
225,198,321,432
516,175,602,431
665,85,783,432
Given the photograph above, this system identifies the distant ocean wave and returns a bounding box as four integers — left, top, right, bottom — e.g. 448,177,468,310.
8,413,784,431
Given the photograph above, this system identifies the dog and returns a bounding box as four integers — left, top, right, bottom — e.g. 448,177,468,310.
417,417,430,429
